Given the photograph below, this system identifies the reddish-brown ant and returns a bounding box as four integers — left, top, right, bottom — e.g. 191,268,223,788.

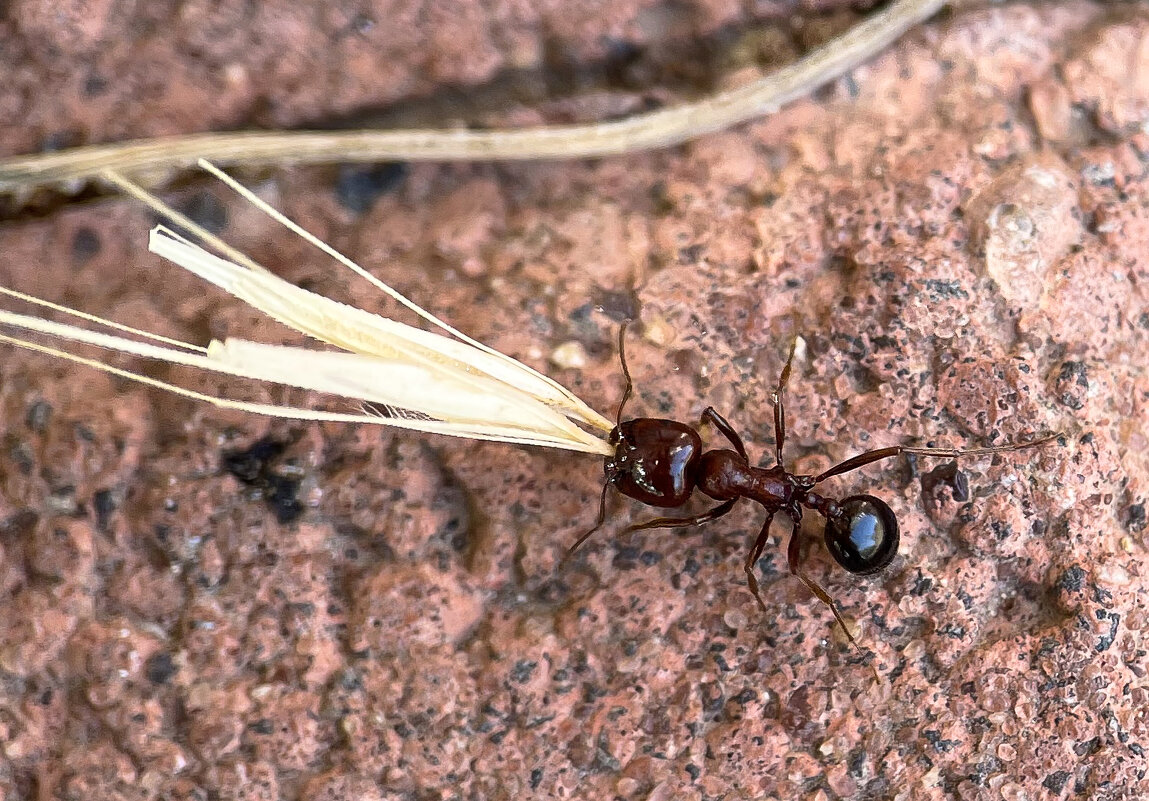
570,326,1059,646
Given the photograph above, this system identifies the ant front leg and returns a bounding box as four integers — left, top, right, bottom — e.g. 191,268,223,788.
701,407,747,460
566,481,615,556
785,509,860,648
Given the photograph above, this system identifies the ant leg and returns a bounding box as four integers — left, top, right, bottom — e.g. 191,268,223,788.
566,481,614,556
772,339,798,467
813,446,902,483
701,407,747,460
743,512,776,613
899,433,1061,458
620,498,738,535
813,432,1061,484
785,511,860,648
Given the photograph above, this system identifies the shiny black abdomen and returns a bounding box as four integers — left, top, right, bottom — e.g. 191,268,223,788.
607,419,702,507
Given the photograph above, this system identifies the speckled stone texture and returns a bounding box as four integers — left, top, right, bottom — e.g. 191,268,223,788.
1,1,1147,800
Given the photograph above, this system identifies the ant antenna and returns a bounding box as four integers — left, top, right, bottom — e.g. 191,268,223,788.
562,321,636,561
615,320,634,428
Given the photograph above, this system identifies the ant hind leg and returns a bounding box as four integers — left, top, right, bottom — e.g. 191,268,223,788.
814,432,1062,485
785,512,861,650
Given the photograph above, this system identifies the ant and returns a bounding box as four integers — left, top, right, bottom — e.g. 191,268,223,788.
569,325,1059,647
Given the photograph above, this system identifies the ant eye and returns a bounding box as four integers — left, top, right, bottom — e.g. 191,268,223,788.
823,494,899,575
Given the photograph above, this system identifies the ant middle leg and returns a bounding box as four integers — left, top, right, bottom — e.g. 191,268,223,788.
784,510,859,647
772,339,799,467
743,512,775,613
701,407,747,460
619,498,738,536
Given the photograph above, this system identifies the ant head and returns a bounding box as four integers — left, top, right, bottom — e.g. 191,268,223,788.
606,418,702,507
822,494,899,575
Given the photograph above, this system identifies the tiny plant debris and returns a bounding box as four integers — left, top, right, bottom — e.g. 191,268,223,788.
0,161,1059,645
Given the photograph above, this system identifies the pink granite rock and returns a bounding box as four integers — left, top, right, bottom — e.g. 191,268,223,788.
1,1,1147,800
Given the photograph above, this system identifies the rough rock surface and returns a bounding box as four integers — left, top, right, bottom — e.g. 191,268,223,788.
1,1,1147,800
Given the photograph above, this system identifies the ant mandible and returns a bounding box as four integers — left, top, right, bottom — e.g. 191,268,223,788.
569,325,1058,646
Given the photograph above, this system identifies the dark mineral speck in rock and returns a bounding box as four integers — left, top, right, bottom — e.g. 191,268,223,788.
71,227,101,262
145,652,178,685
334,163,409,213
176,190,229,235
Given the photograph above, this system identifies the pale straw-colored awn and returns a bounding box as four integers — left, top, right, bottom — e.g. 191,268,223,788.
0,160,616,457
